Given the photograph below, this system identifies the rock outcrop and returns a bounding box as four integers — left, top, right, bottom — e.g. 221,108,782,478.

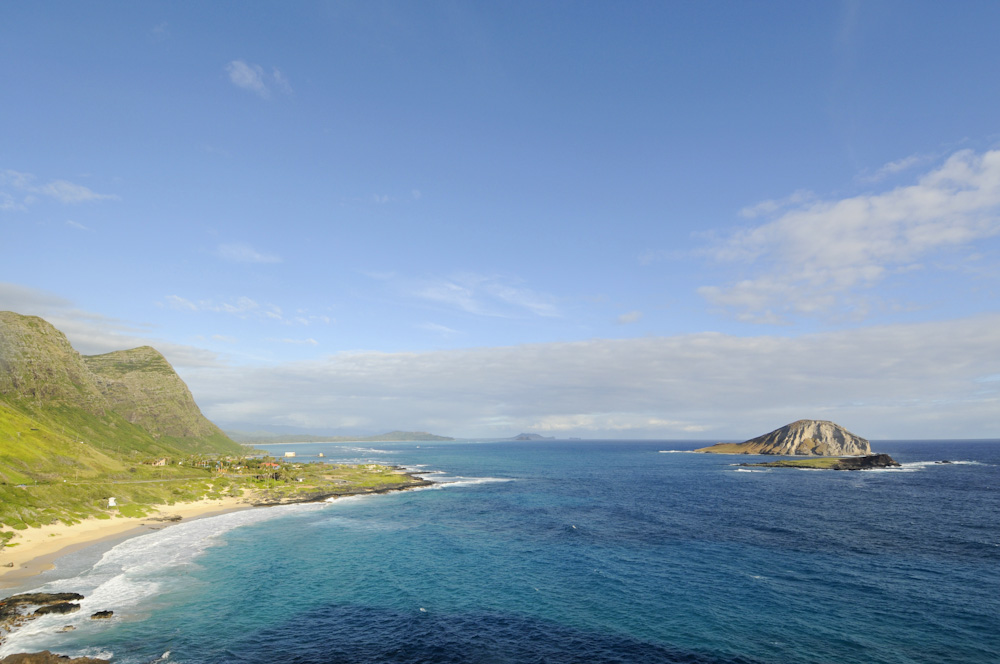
695,420,871,456
740,454,901,470
0,652,109,663
0,594,85,650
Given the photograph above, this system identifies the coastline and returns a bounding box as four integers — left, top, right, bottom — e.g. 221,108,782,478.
0,496,252,590
0,471,433,591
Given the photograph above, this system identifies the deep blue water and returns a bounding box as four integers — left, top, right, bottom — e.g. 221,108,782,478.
3,440,999,663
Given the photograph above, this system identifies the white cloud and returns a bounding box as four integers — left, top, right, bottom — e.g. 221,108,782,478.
66,220,91,232
216,243,282,264
418,322,461,337
4,282,997,440
164,295,198,311
702,149,1000,322
271,67,293,94
412,273,559,319
739,189,814,219
162,294,292,323
0,282,220,368
1,170,118,208
151,22,170,41
268,337,319,346
186,313,1000,440
225,60,291,99
617,310,643,325
858,153,932,183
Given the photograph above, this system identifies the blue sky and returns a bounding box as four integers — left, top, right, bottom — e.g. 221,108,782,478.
3,1,999,439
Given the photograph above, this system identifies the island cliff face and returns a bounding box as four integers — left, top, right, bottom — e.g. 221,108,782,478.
695,420,871,456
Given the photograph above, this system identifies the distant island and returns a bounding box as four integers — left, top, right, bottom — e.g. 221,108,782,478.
510,433,555,441
695,419,900,470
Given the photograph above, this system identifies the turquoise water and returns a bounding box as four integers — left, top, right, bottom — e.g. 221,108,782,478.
3,440,999,663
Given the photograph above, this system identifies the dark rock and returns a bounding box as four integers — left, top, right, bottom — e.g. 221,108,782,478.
89,611,113,620
32,603,80,616
0,651,109,663
1,594,85,621
935,460,952,464
740,453,902,471
1,593,84,607
831,454,901,470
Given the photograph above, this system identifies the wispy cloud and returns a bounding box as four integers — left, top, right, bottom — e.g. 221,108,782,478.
418,322,461,335
857,153,933,183
739,189,814,219
225,60,291,99
617,311,643,325
65,220,92,232
701,149,1000,323
150,22,170,42
216,243,282,264
0,282,220,368
1,170,118,208
411,273,559,319
163,294,283,322
268,337,319,346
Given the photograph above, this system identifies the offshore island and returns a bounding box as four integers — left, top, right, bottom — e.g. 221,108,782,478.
695,419,901,470
0,312,433,659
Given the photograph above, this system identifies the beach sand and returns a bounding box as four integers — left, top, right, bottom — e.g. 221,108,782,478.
0,497,252,589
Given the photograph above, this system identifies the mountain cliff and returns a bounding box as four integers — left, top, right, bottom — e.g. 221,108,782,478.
0,311,240,460
695,420,871,456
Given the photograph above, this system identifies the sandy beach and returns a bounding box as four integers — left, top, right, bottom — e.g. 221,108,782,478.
0,496,252,589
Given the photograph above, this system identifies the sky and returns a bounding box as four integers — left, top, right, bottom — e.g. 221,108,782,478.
2,1,999,440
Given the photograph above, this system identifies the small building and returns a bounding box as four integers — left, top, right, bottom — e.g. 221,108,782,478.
107,497,117,508
284,452,297,458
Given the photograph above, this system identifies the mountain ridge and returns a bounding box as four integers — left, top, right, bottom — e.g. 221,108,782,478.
0,311,240,461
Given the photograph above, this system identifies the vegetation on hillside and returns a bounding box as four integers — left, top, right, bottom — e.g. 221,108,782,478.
0,312,428,547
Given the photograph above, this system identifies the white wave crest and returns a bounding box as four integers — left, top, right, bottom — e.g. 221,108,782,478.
0,504,318,657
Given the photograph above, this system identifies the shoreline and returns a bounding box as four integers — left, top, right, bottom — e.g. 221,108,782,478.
0,496,252,590
0,472,434,592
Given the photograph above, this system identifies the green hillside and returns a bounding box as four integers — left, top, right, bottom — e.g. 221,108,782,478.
0,312,244,531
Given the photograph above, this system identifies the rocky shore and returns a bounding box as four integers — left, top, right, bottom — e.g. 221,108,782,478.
0,593,113,661
740,453,901,470
0,471,435,660
249,471,434,506
0,652,108,663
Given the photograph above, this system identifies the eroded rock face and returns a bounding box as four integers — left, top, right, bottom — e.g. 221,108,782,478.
696,420,872,456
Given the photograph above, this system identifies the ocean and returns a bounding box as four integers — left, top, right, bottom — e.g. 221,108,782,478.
1,440,998,664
